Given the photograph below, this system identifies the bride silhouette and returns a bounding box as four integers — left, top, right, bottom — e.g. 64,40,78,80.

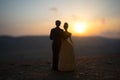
58,22,75,71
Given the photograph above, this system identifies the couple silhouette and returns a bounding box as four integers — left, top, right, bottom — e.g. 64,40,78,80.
50,20,75,71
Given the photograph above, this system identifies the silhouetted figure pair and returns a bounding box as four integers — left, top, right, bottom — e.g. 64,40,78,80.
50,20,75,71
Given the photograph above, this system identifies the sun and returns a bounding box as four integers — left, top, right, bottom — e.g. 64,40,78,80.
74,22,86,33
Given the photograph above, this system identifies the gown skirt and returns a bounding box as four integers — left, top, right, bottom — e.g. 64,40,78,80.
58,39,75,71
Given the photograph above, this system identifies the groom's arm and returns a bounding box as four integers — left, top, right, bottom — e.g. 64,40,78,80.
50,29,53,40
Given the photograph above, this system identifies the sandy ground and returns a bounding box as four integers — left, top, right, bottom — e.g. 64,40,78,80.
0,54,120,80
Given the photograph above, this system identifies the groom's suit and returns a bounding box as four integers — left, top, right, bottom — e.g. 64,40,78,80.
50,27,64,70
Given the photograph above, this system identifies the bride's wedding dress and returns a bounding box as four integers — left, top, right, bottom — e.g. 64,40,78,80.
58,33,75,71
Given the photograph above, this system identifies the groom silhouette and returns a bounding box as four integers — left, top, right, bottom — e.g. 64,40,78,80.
50,20,64,71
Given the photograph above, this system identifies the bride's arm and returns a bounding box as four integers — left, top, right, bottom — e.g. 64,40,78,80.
69,36,73,44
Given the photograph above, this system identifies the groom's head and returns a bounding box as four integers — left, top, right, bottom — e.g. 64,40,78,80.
55,20,61,27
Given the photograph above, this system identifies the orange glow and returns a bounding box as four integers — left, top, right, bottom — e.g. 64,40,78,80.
73,22,86,33
69,20,107,36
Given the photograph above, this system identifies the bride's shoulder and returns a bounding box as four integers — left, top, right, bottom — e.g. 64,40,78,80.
64,32,72,37
67,32,72,36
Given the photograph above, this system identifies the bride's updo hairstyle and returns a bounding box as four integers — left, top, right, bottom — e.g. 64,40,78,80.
63,22,68,30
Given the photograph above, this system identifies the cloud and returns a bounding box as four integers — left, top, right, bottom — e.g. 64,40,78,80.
100,18,106,24
101,31,120,38
94,17,106,25
49,7,58,12
71,15,81,21
102,31,113,35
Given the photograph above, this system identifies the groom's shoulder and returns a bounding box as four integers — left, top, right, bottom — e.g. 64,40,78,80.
51,28,55,31
60,28,64,31
52,27,63,31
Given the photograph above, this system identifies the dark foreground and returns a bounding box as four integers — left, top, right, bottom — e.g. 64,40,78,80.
0,55,120,80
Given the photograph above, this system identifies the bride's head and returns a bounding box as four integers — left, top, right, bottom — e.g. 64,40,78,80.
63,22,68,31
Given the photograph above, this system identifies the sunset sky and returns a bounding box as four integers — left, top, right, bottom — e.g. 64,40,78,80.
0,0,120,38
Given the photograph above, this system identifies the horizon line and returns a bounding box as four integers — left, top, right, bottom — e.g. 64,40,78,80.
0,35,120,39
